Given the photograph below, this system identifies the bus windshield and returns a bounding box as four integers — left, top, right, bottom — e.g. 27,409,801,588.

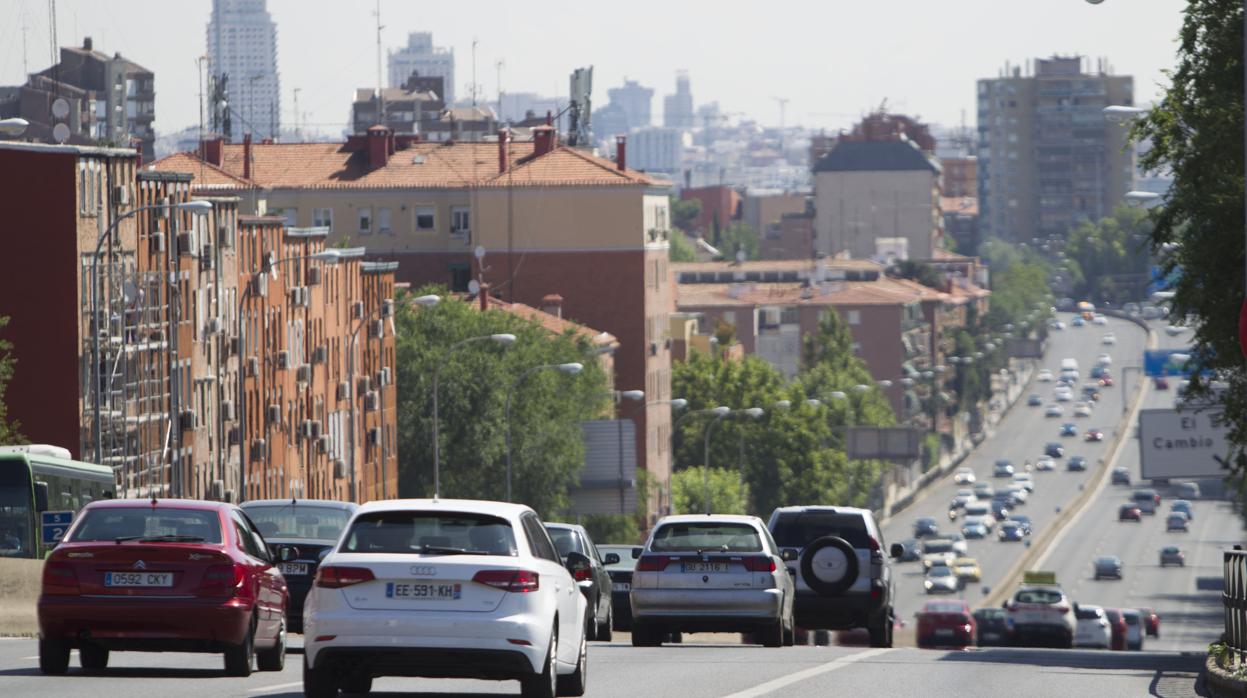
0,465,33,558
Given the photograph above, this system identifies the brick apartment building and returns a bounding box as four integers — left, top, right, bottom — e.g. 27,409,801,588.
151,127,675,516
0,142,396,503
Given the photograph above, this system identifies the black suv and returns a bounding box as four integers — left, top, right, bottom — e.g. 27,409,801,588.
768,506,899,647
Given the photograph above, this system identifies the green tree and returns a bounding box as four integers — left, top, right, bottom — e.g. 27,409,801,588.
1131,0,1247,483
393,287,610,515
1063,206,1153,304
890,260,945,290
0,316,22,444
670,196,702,233
672,466,750,515
668,229,697,262
580,514,640,545
984,260,1052,331
718,222,759,261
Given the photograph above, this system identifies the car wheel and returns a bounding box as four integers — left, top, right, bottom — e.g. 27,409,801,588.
630,623,661,648
521,625,558,698
38,638,70,675
340,675,372,696
303,654,339,698
257,619,286,672
782,614,795,647
760,618,784,648
813,629,832,646
80,643,109,673
556,620,588,697
224,616,256,677
598,608,613,643
868,610,893,648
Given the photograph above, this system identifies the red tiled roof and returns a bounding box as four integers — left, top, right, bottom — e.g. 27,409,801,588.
483,298,618,347
149,151,256,189
488,146,667,188
676,279,929,308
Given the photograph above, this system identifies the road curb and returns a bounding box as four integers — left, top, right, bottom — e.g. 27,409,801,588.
981,323,1158,609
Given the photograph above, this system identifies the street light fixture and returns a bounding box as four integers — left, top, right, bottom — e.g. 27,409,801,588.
413,294,441,307
431,333,517,499
505,362,583,502
0,117,29,136
702,407,762,514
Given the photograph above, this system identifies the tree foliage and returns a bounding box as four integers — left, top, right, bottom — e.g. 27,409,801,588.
668,229,697,262
673,466,750,515
393,287,610,515
983,258,1052,331
670,196,701,233
890,260,945,290
1063,206,1153,304
718,222,759,261
0,316,22,445
1131,0,1247,481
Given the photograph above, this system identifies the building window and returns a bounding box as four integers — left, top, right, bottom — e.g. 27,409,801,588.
449,263,470,292
313,208,333,230
280,208,297,226
377,207,392,234
357,207,372,234
451,207,470,238
415,206,435,231
847,310,861,326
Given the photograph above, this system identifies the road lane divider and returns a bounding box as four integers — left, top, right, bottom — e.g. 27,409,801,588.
248,681,304,693
982,325,1157,609
719,647,892,698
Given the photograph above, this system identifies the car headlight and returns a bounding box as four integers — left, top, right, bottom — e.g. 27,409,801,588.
924,580,933,589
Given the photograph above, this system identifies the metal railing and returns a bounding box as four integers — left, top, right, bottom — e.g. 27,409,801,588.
1225,548,1247,662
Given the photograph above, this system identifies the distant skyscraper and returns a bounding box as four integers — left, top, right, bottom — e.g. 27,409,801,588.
607,79,654,131
388,32,455,103
663,72,693,130
207,0,280,141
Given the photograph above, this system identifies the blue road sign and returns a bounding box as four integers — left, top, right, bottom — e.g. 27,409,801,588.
41,510,73,544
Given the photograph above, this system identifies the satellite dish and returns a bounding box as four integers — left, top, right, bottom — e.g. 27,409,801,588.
51,98,70,120
474,245,486,260
52,123,71,144
735,249,746,264
468,280,481,295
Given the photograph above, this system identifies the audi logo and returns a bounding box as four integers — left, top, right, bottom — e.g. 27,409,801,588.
410,565,437,577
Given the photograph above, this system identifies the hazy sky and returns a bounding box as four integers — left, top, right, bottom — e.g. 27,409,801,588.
0,0,1189,138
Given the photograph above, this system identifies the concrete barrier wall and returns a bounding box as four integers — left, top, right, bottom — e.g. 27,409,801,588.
0,558,42,636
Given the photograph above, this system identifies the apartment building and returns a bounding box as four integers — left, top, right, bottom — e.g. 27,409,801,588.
0,142,396,503
151,127,674,517
207,0,281,141
977,56,1134,243
388,32,455,102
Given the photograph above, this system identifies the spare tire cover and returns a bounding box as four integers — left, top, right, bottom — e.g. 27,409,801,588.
800,536,860,596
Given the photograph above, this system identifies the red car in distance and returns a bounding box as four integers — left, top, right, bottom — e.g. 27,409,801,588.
1139,607,1161,637
38,499,289,677
916,599,976,648
1085,428,1105,442
1118,504,1143,522
1104,608,1128,650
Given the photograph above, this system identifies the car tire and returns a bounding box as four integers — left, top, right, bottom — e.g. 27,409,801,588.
38,638,70,675
630,623,661,648
868,609,894,648
813,629,832,646
257,619,286,672
339,676,372,696
80,643,109,673
521,625,558,698
303,654,339,698
782,614,795,647
760,618,784,648
598,608,613,643
556,620,588,697
224,617,256,678
800,536,860,596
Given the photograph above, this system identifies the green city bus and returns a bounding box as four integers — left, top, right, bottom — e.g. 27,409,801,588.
0,445,116,558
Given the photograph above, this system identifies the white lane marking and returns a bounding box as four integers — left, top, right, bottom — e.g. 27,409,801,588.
248,681,303,693
719,648,892,698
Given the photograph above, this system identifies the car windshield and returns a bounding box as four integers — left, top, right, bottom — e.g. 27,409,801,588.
923,540,954,553
546,527,586,558
339,511,517,556
650,521,763,552
241,504,351,541
770,512,870,548
1015,589,1063,604
929,565,953,577
1163,546,1180,554
68,507,223,544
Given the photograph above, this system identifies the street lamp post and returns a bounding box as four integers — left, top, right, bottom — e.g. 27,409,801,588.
347,295,410,502
431,333,517,499
505,362,583,502
610,390,646,514
621,397,688,517
702,407,763,514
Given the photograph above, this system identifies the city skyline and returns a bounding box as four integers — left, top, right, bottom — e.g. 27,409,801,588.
0,0,1185,140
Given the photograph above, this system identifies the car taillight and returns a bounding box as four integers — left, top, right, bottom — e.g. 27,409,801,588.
743,557,776,573
42,561,80,595
1053,604,1070,614
472,569,539,593
200,563,247,597
636,555,672,572
573,567,592,582
868,537,881,553
316,566,375,589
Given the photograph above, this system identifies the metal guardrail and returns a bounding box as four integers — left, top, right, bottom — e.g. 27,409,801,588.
1226,548,1247,661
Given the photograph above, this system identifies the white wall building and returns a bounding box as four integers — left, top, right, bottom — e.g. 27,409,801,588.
207,0,280,141
629,127,686,177
388,32,455,102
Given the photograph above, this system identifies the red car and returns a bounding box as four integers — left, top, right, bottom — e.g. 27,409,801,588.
1085,428,1105,442
1139,607,1161,637
1099,376,1114,387
38,499,289,676
1155,377,1170,390
1118,505,1142,522
916,599,976,648
1104,608,1128,650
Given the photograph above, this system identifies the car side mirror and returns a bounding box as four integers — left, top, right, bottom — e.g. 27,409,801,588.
604,552,621,565
781,548,800,562
631,547,643,559
565,551,592,578
277,545,299,562
889,543,905,560
34,482,49,513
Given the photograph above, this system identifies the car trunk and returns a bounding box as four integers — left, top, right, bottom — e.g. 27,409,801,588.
650,554,771,589
60,543,235,598
337,554,511,612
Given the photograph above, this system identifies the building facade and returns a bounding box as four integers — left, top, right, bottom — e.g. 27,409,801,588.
605,79,654,132
977,56,1134,243
207,0,281,141
629,127,685,177
663,72,694,130
388,32,455,103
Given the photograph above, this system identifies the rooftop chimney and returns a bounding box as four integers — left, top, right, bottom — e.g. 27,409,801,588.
479,282,490,311
242,134,252,180
366,125,392,170
201,137,224,167
541,294,564,319
497,128,511,174
83,37,93,51
532,125,556,157
615,135,627,171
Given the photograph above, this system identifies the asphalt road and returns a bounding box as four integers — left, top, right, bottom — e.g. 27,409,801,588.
882,315,1150,621
1036,323,1241,652
0,636,1207,697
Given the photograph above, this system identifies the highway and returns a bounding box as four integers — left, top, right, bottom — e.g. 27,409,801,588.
882,315,1150,622
0,635,1208,697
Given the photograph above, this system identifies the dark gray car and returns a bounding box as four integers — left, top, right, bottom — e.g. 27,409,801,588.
545,522,615,641
1093,555,1123,580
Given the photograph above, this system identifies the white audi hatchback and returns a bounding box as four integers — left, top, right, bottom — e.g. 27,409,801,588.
302,499,589,698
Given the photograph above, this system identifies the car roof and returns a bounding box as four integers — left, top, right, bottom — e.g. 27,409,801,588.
543,522,588,535
658,514,763,525
84,498,230,512
353,498,535,518
771,505,870,517
240,499,358,511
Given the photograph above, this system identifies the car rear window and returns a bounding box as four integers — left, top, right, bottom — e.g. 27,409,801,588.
923,540,954,553
1015,589,1063,604
650,522,762,552
1075,607,1103,620
241,504,351,541
770,512,871,548
340,511,517,556
69,507,223,544
925,602,965,614
1124,614,1139,625
546,527,585,558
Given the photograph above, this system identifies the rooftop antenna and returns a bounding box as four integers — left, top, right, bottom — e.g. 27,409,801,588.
374,0,384,124
471,37,478,106
496,59,504,123
293,87,301,140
